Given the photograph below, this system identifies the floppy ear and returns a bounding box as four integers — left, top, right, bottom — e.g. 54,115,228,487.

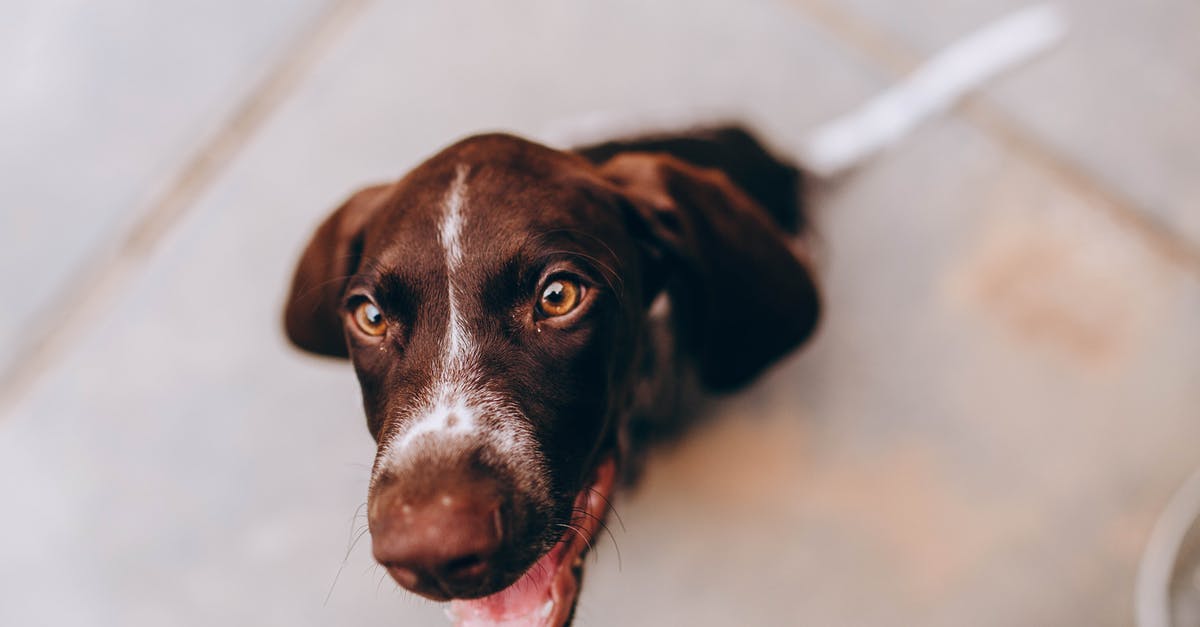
600,153,821,392
283,184,390,358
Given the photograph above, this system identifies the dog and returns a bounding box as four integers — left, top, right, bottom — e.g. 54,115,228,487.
282,126,820,625
278,7,1069,623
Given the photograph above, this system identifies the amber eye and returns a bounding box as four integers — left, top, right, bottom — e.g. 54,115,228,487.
352,301,387,336
537,278,582,317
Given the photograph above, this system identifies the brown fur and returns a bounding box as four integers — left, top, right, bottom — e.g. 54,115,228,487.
282,126,821,605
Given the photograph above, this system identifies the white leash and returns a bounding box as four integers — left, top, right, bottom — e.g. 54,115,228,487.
798,4,1067,177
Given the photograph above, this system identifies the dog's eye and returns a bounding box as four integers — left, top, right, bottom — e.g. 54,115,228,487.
538,278,582,317
353,301,387,336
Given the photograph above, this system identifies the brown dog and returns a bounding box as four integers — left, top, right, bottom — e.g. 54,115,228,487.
283,126,820,625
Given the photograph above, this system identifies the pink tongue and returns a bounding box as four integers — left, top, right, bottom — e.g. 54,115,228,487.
448,460,614,627
448,545,564,626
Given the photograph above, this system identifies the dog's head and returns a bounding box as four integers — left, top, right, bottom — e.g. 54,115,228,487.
283,132,819,625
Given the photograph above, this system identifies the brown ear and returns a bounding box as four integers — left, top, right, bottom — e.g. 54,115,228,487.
283,184,391,358
600,153,820,391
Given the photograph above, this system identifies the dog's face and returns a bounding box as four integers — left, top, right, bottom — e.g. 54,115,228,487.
283,132,819,626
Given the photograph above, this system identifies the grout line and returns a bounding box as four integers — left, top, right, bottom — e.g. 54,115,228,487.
791,0,917,75
961,101,1200,275
790,0,1200,277
0,0,373,415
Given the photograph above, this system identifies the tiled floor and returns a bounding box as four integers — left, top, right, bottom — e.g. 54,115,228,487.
1,1,1197,625
0,0,333,377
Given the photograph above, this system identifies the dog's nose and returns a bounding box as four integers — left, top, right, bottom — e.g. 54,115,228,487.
370,480,506,599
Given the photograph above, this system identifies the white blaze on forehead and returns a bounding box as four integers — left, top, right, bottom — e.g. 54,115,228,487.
375,164,527,469
439,165,469,359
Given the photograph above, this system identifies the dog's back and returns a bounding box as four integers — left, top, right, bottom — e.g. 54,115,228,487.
574,125,806,235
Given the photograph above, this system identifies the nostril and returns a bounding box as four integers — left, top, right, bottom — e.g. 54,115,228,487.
492,506,505,543
383,563,420,590
443,554,488,580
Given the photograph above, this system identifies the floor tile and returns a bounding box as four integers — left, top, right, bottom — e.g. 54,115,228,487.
7,1,1197,624
0,0,331,374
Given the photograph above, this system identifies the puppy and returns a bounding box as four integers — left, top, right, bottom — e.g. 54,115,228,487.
283,126,821,626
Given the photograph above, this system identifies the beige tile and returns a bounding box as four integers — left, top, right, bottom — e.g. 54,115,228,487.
0,0,332,375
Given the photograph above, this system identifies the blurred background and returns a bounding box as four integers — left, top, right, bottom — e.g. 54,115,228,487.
2,0,1198,625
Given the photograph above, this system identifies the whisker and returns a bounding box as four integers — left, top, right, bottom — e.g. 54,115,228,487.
376,569,390,596
325,502,371,606
540,249,626,308
292,272,356,306
538,228,625,275
524,227,628,297
541,248,625,291
554,522,595,555
292,253,394,308
587,487,626,532
571,507,623,571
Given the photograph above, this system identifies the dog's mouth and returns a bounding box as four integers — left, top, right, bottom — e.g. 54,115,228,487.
447,457,616,627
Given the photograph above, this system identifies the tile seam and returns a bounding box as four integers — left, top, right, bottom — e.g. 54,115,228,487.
0,0,375,416
788,0,1200,277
